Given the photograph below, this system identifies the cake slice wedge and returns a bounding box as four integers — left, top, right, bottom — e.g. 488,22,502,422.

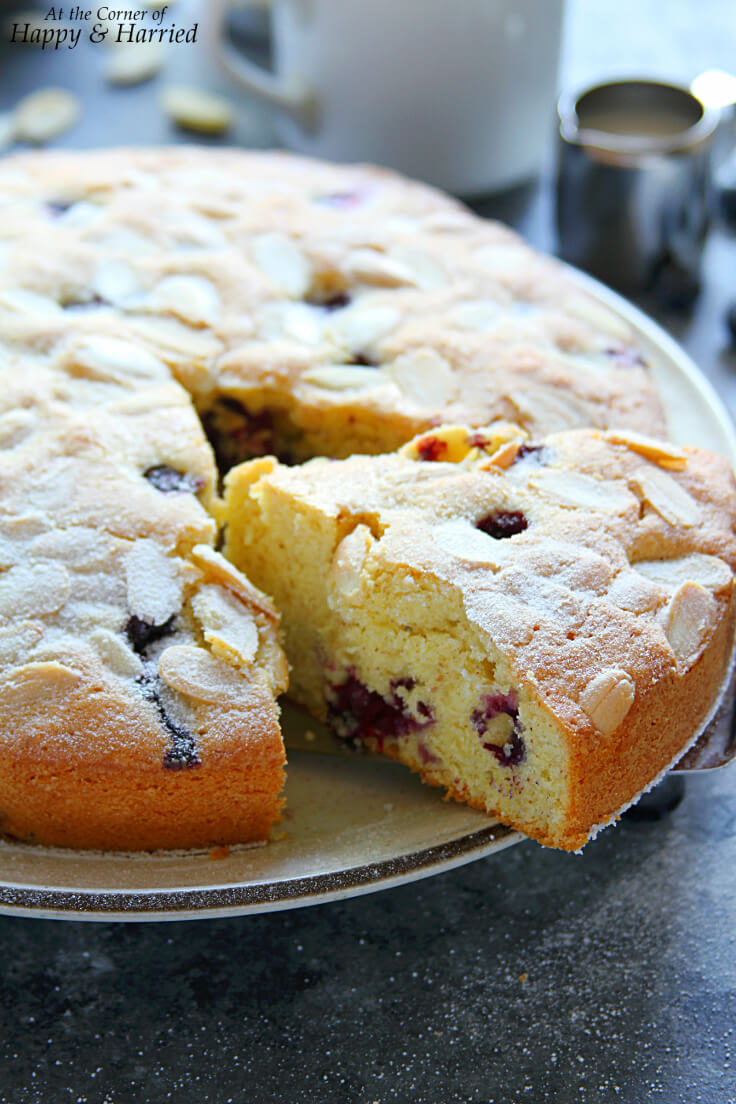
223,423,736,850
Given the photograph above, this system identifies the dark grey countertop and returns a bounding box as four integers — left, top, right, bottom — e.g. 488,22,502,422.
1,3,736,1102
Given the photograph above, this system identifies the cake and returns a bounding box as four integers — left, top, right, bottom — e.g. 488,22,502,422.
0,342,288,851
223,424,736,850
0,147,664,472
0,147,729,853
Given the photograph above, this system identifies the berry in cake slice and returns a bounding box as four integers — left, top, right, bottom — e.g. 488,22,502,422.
223,423,736,850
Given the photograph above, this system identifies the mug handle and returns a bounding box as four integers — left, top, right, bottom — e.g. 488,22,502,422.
208,0,318,126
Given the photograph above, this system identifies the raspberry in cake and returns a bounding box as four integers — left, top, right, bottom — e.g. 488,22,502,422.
223,423,736,850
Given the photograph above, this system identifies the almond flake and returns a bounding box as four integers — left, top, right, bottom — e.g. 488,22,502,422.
664,581,716,664
62,335,170,384
449,300,503,331
93,259,141,306
579,669,635,735
252,232,312,297
161,85,232,134
421,211,473,233
0,622,44,666
13,87,81,144
158,644,251,704
165,211,227,251
89,629,143,678
191,584,259,666
633,553,732,593
147,275,221,327
104,43,164,86
529,470,638,514
0,288,63,317
256,302,324,345
604,430,687,469
345,249,417,287
300,365,383,392
631,466,701,527
326,305,399,352
385,348,456,407
59,201,105,230
126,315,223,362
507,389,586,434
0,661,81,710
191,545,279,620
474,244,531,278
485,440,522,470
391,246,448,289
0,562,70,618
564,294,633,341
433,520,513,568
0,409,35,449
98,228,158,256
125,540,183,626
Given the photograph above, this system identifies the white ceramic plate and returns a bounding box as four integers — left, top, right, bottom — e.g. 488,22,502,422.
1,272,734,922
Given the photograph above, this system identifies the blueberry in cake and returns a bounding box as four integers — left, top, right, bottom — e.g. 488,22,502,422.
224,424,736,850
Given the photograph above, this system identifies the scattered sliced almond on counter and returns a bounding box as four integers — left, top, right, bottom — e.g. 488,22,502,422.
161,85,233,134
105,43,165,86
0,114,14,151
13,87,81,144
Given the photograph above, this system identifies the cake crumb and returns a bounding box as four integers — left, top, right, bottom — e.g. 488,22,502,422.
209,845,230,861
304,729,316,742
272,831,289,842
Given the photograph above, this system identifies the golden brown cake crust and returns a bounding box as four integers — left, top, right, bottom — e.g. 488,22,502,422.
0,147,665,467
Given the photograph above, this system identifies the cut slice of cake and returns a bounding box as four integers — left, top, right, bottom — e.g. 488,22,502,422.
223,423,736,850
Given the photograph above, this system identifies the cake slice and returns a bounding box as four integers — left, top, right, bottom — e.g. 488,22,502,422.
224,423,736,850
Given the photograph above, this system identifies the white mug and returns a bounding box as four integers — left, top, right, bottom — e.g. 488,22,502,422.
208,0,565,196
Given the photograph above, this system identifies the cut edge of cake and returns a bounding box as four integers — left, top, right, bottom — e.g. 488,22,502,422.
222,423,736,850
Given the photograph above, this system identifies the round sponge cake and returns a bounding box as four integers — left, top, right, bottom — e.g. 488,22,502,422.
0,147,726,852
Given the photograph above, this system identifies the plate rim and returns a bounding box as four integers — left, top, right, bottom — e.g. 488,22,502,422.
2,264,734,921
0,823,521,922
